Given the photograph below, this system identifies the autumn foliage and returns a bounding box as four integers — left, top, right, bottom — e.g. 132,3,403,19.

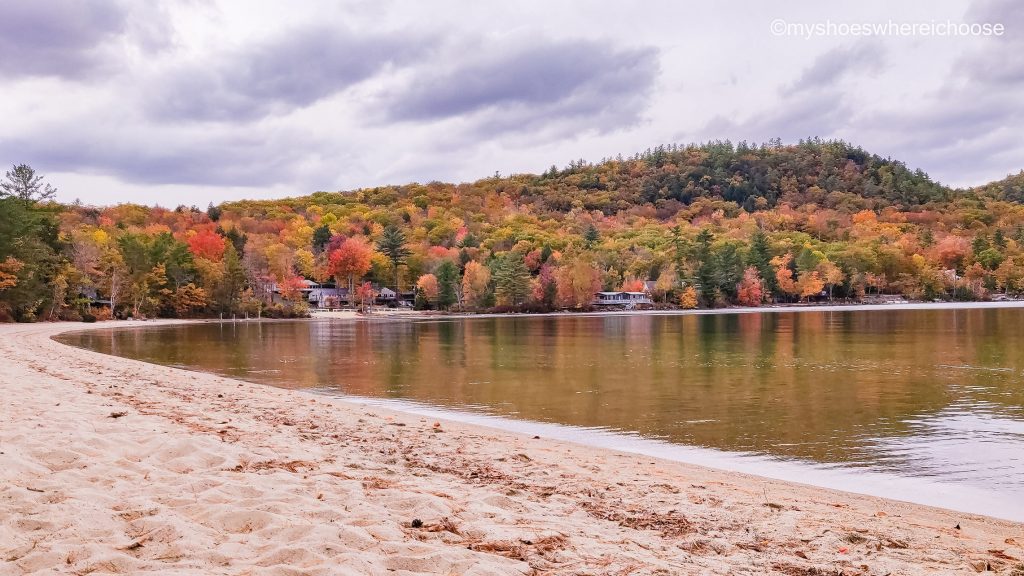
416,274,439,302
0,257,23,291
187,230,226,261
735,267,765,306
7,142,1024,322
326,237,373,292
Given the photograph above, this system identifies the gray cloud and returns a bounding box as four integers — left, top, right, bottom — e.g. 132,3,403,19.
879,0,1024,185
4,0,1022,204
0,0,131,78
698,89,853,145
0,125,322,188
382,38,659,135
957,0,1024,86
693,43,878,144
784,44,885,95
146,26,434,122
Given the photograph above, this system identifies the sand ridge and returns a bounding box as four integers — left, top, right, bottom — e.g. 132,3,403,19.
1,320,1022,575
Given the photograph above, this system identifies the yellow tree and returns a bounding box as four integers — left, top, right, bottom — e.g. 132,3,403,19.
816,260,844,300
172,283,209,317
679,285,698,309
995,259,1021,294
0,257,23,291
653,263,677,303
555,257,601,308
416,274,439,303
798,271,825,301
770,254,800,301
461,261,491,309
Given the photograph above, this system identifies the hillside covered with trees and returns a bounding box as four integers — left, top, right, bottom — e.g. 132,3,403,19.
3,139,1024,322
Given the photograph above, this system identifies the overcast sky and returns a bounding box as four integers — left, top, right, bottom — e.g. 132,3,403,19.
0,0,1020,206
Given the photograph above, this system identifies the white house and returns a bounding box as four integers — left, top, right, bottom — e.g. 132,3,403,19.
378,287,398,301
593,291,653,307
308,287,344,309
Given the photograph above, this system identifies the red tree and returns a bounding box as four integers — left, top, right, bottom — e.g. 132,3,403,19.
187,230,226,261
326,237,373,302
621,277,646,292
736,267,765,306
279,275,308,302
354,281,375,312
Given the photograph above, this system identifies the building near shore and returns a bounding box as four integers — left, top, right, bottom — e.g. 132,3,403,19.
593,291,653,307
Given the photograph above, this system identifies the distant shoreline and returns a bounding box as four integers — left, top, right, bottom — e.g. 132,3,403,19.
312,299,1024,322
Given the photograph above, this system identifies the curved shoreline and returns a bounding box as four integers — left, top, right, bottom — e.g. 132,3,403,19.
338,396,1024,523
3,320,1023,574
316,299,1024,322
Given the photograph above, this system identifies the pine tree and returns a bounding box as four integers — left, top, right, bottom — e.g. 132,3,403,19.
1,164,57,201
206,202,222,222
715,243,744,299
694,229,717,305
435,260,459,310
747,230,776,296
311,224,331,254
376,225,410,291
492,254,530,307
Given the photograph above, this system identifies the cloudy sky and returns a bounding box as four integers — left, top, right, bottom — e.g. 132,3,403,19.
0,0,1020,206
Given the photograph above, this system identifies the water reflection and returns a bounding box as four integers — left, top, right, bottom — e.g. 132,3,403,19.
61,309,1024,503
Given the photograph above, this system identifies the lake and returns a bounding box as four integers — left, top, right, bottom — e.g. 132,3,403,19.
58,306,1024,520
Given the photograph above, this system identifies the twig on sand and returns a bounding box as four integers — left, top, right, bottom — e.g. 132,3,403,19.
763,485,783,511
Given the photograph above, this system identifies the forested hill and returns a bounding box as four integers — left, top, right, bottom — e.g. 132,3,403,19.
229,139,956,219
3,140,1024,322
971,171,1024,204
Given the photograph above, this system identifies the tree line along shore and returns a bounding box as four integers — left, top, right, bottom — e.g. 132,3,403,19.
3,139,1024,322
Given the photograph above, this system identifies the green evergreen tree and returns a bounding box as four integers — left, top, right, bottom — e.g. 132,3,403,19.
376,224,410,290
795,247,821,273
920,228,935,247
311,224,331,254
993,228,1007,249
0,191,60,320
540,244,553,264
206,202,222,222
1,164,57,201
671,225,686,272
413,286,429,310
694,229,717,306
972,235,990,257
492,254,530,307
714,243,744,299
435,260,459,310
747,230,776,296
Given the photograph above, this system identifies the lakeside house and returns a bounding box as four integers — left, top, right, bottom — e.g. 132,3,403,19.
268,280,346,309
377,287,397,302
308,287,345,309
79,287,112,310
268,280,416,309
593,291,653,307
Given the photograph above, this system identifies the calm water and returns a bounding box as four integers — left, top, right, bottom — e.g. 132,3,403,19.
59,307,1024,519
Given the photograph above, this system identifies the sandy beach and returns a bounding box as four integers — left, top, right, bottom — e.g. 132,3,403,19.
2,321,1023,575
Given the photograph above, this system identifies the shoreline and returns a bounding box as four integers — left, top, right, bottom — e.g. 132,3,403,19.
314,299,1024,322
340,396,1024,524
3,321,1023,574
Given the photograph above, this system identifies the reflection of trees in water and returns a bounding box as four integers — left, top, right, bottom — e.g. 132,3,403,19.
62,309,1024,465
